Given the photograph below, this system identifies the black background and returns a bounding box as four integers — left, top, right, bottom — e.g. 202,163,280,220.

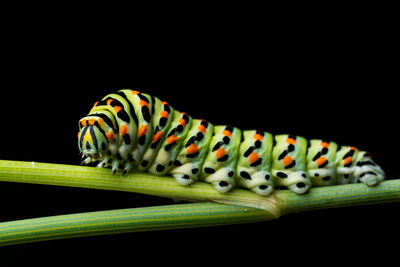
0,19,399,264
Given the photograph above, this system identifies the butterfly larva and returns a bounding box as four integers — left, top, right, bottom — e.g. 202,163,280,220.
78,90,385,196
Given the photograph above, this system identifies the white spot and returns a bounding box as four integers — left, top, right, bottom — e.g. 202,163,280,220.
31,161,36,168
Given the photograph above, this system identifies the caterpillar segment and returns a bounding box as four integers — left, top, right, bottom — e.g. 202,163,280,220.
169,119,214,186
78,90,386,196
147,111,192,176
307,139,338,186
236,130,274,196
271,135,311,194
200,126,241,193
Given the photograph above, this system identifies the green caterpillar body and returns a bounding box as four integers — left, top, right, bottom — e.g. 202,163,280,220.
78,90,385,196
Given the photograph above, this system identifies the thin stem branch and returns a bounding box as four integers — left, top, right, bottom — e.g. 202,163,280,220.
0,160,399,246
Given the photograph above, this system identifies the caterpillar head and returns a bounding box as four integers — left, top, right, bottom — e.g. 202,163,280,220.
78,125,108,162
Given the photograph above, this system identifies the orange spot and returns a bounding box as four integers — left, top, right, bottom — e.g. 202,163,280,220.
222,130,232,137
107,131,114,141
77,132,80,139
114,106,122,113
282,155,293,166
160,111,169,118
253,133,264,141
197,124,207,133
140,100,149,108
120,124,128,136
93,101,99,107
96,118,104,127
321,141,330,148
350,146,356,150
248,152,260,163
286,138,297,144
186,144,199,154
179,118,187,127
80,119,87,126
152,131,164,142
316,157,327,166
343,156,352,165
131,90,140,95
107,99,113,105
138,125,147,137
216,147,227,158
88,118,95,125
167,135,179,144
161,101,168,105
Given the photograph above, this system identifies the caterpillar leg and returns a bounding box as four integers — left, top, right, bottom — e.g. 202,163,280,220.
271,134,311,194
201,126,241,193
169,119,214,186
236,130,274,196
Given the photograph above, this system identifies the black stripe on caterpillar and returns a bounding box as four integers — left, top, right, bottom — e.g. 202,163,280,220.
78,89,385,196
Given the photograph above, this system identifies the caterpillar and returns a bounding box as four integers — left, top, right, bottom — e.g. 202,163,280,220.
78,89,385,196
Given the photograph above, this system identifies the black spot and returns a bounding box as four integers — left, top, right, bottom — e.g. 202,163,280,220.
344,174,349,179
240,171,251,180
156,164,165,172
217,154,229,162
255,130,264,136
250,158,262,167
228,171,234,177
150,140,161,149
344,161,353,168
284,160,296,169
314,172,320,177
259,185,268,190
356,161,376,167
301,173,307,178
186,151,199,158
123,134,131,145
322,176,331,181
278,150,289,160
287,144,295,152
219,181,229,187
212,141,224,152
118,163,124,169
168,161,173,166
85,141,91,150
276,172,287,178
141,160,149,167
244,146,255,157
182,175,190,179
139,135,146,146
116,153,122,160
264,174,270,180
318,160,329,168
191,168,199,174
321,147,329,155
174,160,182,166
163,103,170,113
223,136,230,144
185,136,197,147
200,120,208,128
116,108,131,123
254,140,262,148
296,182,306,188
204,167,215,174
167,128,177,137
177,124,184,132
196,132,204,141
164,143,174,151
159,117,168,127
101,143,107,150
141,106,151,123
312,152,322,161
343,149,355,159
182,114,190,123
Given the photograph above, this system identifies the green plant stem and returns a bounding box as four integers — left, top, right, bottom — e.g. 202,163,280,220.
0,159,399,246
0,203,271,246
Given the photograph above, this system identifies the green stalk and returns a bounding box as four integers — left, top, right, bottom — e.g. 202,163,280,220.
0,160,399,246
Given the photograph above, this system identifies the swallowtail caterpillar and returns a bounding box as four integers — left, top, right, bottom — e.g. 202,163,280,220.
78,90,385,196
